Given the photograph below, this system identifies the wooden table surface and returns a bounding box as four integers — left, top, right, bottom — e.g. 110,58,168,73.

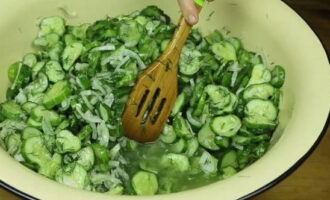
0,0,329,200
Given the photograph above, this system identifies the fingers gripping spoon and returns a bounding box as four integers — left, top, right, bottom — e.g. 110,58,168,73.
122,0,205,143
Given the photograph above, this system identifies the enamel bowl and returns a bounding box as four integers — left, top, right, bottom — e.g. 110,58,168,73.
0,0,329,199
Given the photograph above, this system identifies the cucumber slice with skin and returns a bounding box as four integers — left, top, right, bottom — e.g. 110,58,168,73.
38,153,62,178
45,61,65,83
210,115,242,137
243,116,277,133
244,99,278,121
199,150,218,174
221,150,238,169
179,47,202,75
27,117,42,129
22,102,38,114
62,43,84,71
22,127,42,140
160,153,190,172
5,133,22,156
212,41,237,61
24,72,48,95
173,114,194,139
132,171,158,195
76,146,95,171
169,138,186,153
0,101,23,121
23,53,37,68
21,136,52,168
185,138,199,157
271,65,286,88
55,130,81,153
43,80,71,109
205,85,231,110
160,124,176,144
198,122,220,151
243,83,275,101
55,163,89,189
171,93,186,116
119,20,143,47
8,62,21,83
78,125,93,141
247,64,271,86
31,105,47,122
38,16,66,37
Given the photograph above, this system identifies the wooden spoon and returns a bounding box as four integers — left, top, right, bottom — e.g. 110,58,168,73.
122,0,205,143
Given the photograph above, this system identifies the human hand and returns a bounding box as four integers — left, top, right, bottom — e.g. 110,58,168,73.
177,0,212,25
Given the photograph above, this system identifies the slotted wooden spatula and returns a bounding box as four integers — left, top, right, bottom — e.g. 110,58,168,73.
122,0,205,143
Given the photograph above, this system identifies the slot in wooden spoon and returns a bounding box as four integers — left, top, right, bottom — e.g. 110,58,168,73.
122,2,204,143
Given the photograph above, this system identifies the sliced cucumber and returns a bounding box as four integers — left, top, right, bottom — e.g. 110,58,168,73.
222,166,237,179
198,122,220,151
185,138,199,157
221,150,238,169
179,47,202,75
160,153,190,172
27,117,42,129
243,116,277,133
55,163,89,189
119,20,143,47
132,171,158,195
45,61,65,83
78,125,93,141
5,133,22,156
247,64,271,86
244,99,278,121
212,41,237,61
24,72,48,94
243,83,275,101
271,65,286,88
31,105,47,122
38,16,66,37
31,62,46,79
205,85,231,110
171,93,186,116
215,136,230,148
23,53,37,68
160,124,176,144
33,33,60,48
199,150,218,175
173,114,194,139
210,115,241,137
22,127,42,140
169,138,186,153
21,136,52,168
38,153,62,178
55,130,81,153
62,43,84,71
0,101,23,121
76,146,95,171
43,80,71,109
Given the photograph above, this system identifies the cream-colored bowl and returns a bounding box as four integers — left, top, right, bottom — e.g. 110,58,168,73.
0,0,329,199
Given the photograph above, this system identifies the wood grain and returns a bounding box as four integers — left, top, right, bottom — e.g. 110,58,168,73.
0,0,329,199
122,14,192,142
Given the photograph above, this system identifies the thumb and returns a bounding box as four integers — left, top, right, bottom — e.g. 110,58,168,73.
177,0,199,25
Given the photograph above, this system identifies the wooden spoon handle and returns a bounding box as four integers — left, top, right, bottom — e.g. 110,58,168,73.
166,5,203,54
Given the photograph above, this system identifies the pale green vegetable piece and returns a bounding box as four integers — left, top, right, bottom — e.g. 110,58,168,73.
160,153,190,172
62,43,84,71
55,130,81,153
132,171,158,195
55,163,89,189
247,64,272,86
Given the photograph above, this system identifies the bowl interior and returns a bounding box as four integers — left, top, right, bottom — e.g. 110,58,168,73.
0,0,329,200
